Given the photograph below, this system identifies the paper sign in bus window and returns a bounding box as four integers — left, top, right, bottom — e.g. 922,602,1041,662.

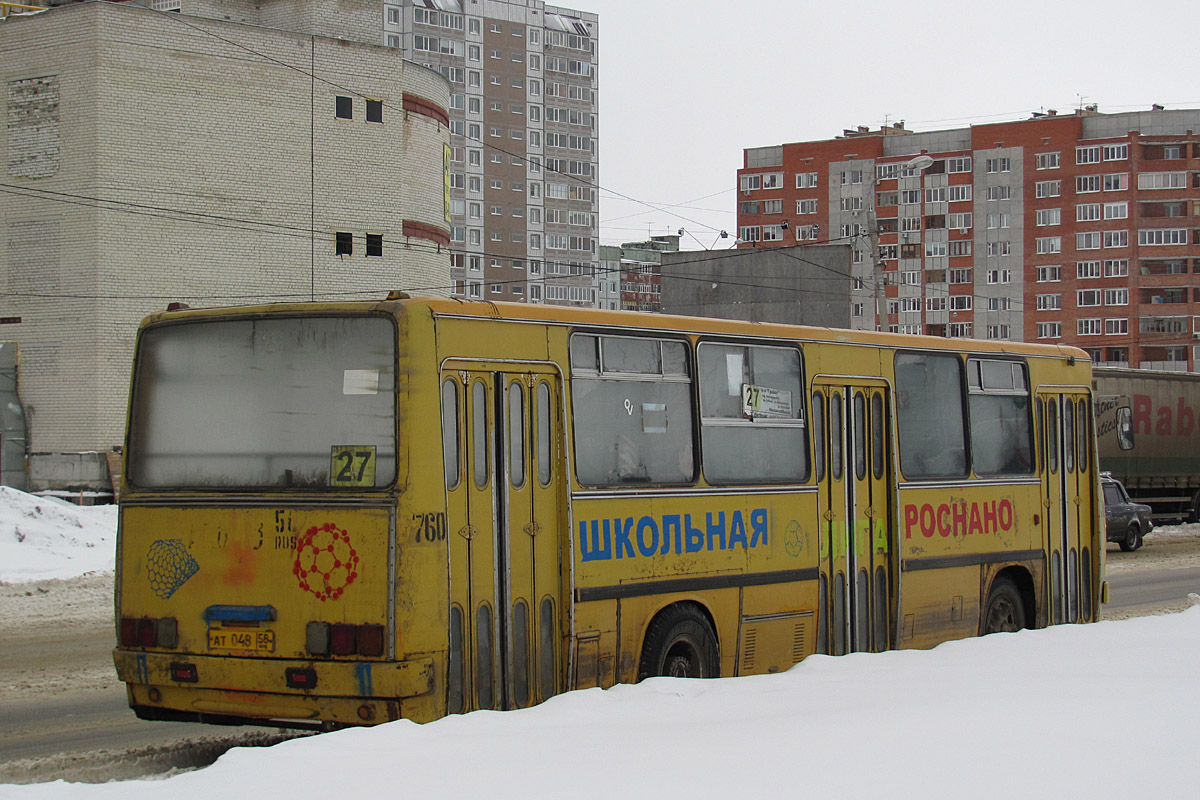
330,445,377,486
642,402,667,433
742,384,793,420
343,369,380,395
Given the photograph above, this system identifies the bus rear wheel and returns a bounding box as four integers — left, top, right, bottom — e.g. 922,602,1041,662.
981,577,1024,635
637,603,719,681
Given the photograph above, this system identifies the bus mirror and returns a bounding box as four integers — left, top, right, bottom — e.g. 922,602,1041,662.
1115,406,1134,451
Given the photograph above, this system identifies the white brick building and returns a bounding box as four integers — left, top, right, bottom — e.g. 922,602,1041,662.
0,0,451,490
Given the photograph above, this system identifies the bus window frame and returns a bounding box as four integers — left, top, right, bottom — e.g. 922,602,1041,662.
125,311,400,493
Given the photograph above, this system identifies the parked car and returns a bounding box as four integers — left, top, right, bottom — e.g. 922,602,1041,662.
1102,474,1153,552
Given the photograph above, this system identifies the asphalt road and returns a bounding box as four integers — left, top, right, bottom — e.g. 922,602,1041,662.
1103,566,1200,609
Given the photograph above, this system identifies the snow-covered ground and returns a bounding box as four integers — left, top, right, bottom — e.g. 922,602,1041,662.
0,488,116,584
2,487,1198,798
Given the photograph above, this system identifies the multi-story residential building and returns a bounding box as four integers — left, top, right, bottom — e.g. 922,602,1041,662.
598,234,679,312
737,108,1200,371
0,0,450,491
385,0,600,306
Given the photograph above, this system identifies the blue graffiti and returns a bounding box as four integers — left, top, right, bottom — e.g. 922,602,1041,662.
579,509,768,562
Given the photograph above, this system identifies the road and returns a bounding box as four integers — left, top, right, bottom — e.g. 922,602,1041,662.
1104,566,1200,610
2,527,1198,783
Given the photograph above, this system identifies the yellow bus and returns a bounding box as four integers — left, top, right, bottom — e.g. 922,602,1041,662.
113,296,1103,729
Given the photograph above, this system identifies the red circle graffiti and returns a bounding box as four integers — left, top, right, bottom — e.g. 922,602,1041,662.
293,523,359,602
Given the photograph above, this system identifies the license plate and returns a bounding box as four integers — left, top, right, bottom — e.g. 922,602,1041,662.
208,627,276,652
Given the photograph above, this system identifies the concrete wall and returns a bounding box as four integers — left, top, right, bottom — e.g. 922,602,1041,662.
659,244,852,328
0,2,450,476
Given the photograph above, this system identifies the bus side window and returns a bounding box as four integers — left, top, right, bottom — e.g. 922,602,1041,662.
894,352,967,479
442,379,460,490
536,382,552,486
570,334,694,487
697,342,807,484
967,359,1033,476
1077,398,1089,473
472,380,489,489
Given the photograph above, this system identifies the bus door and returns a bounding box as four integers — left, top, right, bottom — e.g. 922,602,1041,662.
812,379,893,655
1038,390,1094,624
442,366,565,713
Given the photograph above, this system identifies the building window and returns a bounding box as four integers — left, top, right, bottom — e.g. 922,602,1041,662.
1104,202,1128,220
1036,294,1062,311
985,241,1011,256
335,231,353,255
946,156,972,173
1103,143,1128,161
1105,288,1129,306
986,269,1011,285
1076,146,1101,165
1035,180,1061,198
1104,259,1128,277
1035,152,1060,170
796,172,819,188
365,233,383,257
1076,232,1102,250
1076,175,1102,193
1078,318,1102,336
1037,322,1062,339
1077,260,1101,279
985,157,1011,173
1035,208,1060,226
366,99,383,123
948,185,972,203
1105,318,1129,335
1036,265,1061,282
1076,203,1101,222
985,185,1011,201
797,199,818,215
1104,173,1129,191
1138,228,1188,246
1137,172,1186,190
335,95,353,120
1077,289,1102,307
1104,230,1128,248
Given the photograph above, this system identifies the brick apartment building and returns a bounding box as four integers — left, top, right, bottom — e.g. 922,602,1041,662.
0,0,450,490
383,0,600,307
737,108,1200,371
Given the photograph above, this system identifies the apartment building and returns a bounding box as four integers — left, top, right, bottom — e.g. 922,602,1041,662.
598,234,679,312
383,0,599,306
0,0,450,490
737,108,1200,371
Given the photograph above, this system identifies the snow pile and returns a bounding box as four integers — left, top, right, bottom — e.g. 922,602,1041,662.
3,609,1198,799
0,488,117,583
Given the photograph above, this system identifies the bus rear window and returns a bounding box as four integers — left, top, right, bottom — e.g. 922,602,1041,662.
128,315,397,489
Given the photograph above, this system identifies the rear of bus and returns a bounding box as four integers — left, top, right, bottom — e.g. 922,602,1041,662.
113,304,435,728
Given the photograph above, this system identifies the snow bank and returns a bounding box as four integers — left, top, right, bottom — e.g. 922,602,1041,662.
3,607,1198,799
0,488,116,583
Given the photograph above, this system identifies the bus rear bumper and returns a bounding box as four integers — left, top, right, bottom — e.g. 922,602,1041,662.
113,648,435,728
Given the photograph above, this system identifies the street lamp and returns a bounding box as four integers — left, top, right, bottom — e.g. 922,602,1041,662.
866,154,934,332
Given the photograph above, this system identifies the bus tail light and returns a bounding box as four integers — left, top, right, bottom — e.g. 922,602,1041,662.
331,623,356,656
120,616,178,649
306,622,385,657
170,662,198,683
356,624,384,657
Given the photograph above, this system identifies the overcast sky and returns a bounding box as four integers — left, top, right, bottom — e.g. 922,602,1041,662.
585,0,1200,248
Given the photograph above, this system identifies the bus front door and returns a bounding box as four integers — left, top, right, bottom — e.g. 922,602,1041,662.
813,380,894,655
1038,391,1096,625
442,366,565,713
